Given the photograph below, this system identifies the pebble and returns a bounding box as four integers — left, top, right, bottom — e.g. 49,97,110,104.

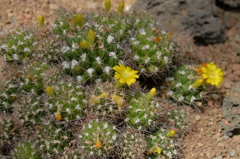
213,156,222,159
195,115,201,121
234,70,240,76
223,81,231,89
210,94,220,101
230,149,236,157
49,4,59,10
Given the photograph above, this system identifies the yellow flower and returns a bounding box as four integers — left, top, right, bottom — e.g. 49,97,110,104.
147,88,156,100
201,62,224,87
167,130,176,138
112,63,139,87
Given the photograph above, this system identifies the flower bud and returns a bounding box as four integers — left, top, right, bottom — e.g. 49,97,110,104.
38,15,44,27
46,86,55,98
167,130,176,138
147,88,156,99
118,1,124,14
80,41,90,49
75,14,84,27
105,0,111,12
88,30,95,45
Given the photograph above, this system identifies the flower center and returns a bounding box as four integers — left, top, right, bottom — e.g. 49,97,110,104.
122,70,129,78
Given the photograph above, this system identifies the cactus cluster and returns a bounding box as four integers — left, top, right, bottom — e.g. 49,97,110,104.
0,30,35,63
0,0,224,158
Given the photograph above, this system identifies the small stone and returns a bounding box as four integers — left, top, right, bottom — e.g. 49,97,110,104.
213,156,222,159
222,135,230,140
230,149,236,157
195,115,201,121
234,70,240,76
210,94,220,101
198,143,203,147
226,74,236,82
223,81,231,89
49,4,59,10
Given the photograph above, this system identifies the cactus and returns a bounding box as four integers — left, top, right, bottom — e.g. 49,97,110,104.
87,81,126,121
13,142,40,159
146,128,179,159
0,80,20,113
35,123,71,157
17,61,49,94
167,108,189,131
0,116,18,148
15,95,46,127
118,128,147,159
46,82,86,121
165,64,205,105
0,30,36,63
78,119,117,157
125,89,162,131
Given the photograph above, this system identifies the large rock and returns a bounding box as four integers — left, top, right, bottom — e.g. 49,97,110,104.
221,82,240,137
132,0,226,44
217,0,240,8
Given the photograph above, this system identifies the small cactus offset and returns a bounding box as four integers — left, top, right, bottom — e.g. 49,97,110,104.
78,119,118,158
118,128,147,159
0,29,36,63
46,82,86,121
165,64,204,105
125,88,162,131
167,108,189,131
0,116,18,148
35,123,71,158
0,80,20,113
146,128,179,159
14,95,46,127
12,142,40,159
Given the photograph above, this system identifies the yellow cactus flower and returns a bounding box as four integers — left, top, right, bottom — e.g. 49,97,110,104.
112,63,139,87
201,62,224,87
118,1,124,14
167,130,176,138
95,139,102,148
80,41,90,49
75,14,84,27
105,0,111,12
38,15,44,27
46,86,55,98
88,30,95,45
147,88,156,100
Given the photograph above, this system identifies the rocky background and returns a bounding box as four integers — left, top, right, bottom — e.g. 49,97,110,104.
0,0,240,158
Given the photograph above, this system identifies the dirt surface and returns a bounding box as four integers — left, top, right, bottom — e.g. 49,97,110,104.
0,0,240,159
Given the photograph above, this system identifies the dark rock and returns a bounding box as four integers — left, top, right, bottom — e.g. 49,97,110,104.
132,0,226,44
223,11,239,29
221,82,240,137
216,0,240,8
